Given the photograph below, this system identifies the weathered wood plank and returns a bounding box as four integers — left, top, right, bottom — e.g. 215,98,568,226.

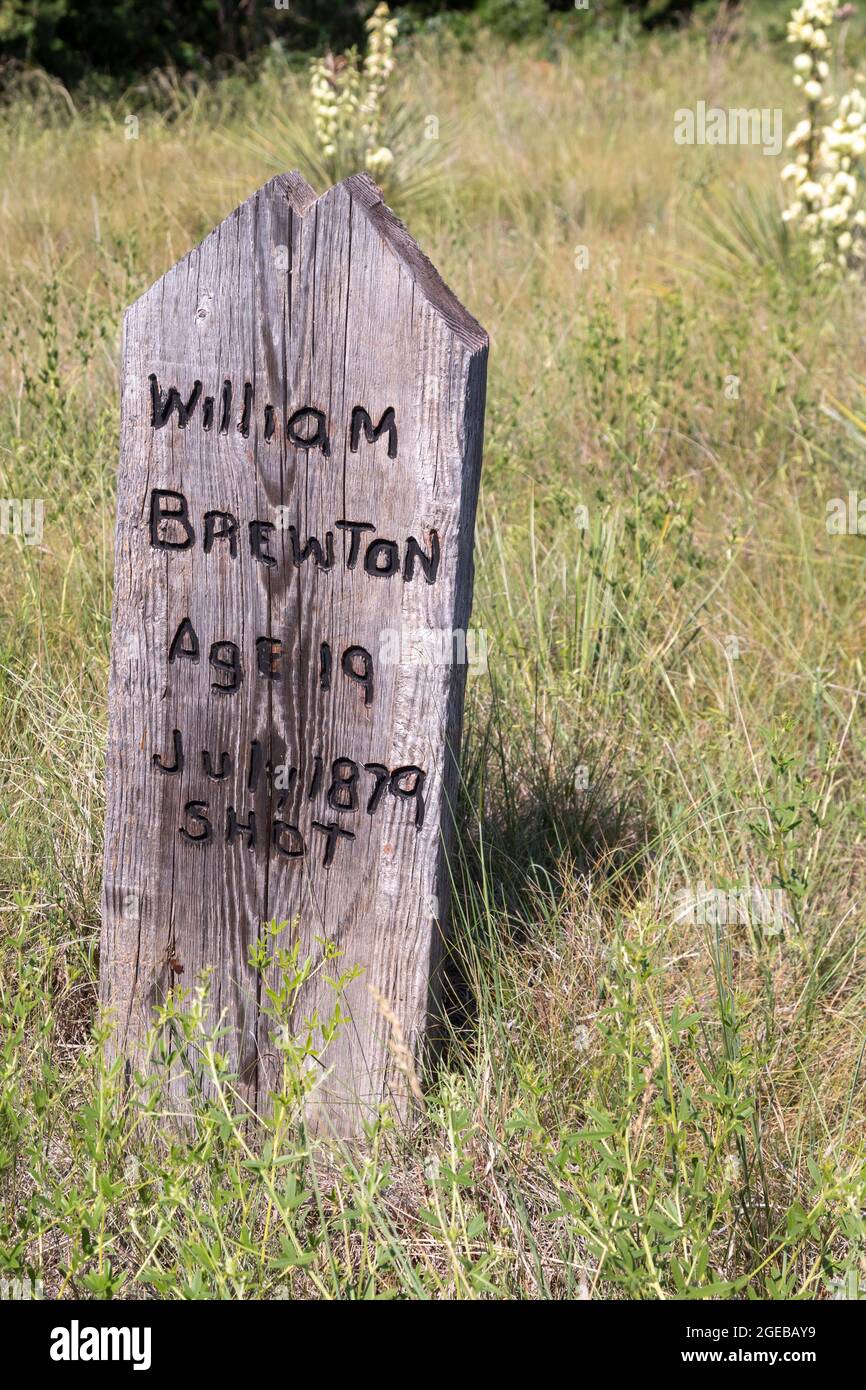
101,171,487,1134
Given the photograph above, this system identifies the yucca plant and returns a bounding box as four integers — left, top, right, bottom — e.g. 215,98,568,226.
684,184,800,288
236,5,452,219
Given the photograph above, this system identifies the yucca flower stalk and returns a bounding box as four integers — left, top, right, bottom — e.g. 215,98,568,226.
309,4,399,183
782,1,866,274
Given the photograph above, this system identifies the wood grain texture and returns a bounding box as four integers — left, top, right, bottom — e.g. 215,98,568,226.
100,171,487,1135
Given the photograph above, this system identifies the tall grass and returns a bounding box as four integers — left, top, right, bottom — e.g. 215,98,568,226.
2,21,866,1298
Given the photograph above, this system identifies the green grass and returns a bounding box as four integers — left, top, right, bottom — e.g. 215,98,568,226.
2,20,866,1299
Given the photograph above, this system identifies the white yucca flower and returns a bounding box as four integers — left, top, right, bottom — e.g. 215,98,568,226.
787,118,812,147
782,0,866,274
307,4,399,184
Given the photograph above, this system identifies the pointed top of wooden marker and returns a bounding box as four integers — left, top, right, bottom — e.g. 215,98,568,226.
129,170,488,355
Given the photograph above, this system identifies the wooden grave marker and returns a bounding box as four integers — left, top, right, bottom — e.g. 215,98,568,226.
100,171,488,1133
